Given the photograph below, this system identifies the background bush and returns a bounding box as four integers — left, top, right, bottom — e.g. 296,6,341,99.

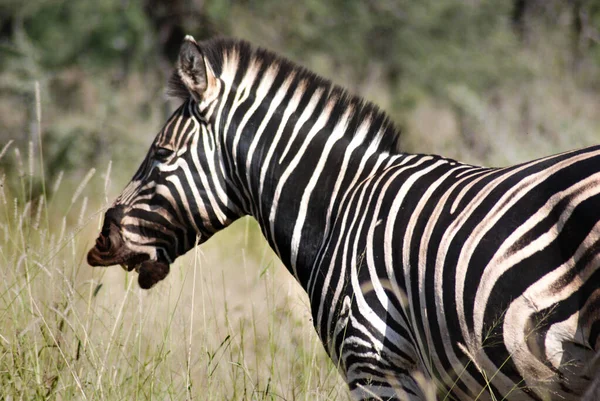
2,0,600,185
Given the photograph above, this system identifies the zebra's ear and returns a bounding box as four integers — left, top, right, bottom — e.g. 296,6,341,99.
176,35,213,102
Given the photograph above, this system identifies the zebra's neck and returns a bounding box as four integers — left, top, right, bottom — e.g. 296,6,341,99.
210,71,401,290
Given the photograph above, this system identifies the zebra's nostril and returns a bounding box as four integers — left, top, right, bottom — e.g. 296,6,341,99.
101,218,114,237
87,220,126,266
102,206,125,236
95,234,111,252
87,243,105,266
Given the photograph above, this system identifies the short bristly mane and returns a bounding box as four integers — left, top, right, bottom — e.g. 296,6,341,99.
168,37,402,154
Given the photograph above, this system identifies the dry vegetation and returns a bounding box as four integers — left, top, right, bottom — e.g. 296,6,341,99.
0,136,349,400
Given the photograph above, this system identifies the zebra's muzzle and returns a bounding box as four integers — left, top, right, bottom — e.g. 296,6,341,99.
87,222,170,289
87,223,171,289
87,221,144,267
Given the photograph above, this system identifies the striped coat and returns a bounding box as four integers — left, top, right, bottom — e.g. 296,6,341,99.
88,36,600,400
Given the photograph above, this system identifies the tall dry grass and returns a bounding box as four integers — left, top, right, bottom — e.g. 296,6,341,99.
0,88,349,400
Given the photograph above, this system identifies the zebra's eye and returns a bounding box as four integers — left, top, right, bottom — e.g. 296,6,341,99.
154,147,174,161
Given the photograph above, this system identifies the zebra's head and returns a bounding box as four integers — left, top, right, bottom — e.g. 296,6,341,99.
87,36,240,288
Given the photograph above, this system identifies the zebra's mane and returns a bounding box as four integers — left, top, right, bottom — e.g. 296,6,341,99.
168,37,401,154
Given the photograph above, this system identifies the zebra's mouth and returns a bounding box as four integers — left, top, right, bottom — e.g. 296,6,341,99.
136,260,170,289
87,230,170,289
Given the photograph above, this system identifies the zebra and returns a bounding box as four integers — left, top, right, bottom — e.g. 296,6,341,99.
87,35,600,401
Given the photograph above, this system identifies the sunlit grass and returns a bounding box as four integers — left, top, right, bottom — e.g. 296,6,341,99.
0,154,349,400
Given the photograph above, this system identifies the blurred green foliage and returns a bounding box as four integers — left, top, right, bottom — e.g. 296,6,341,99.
0,0,162,192
1,0,600,194
0,0,152,70
236,1,523,95
16,1,148,69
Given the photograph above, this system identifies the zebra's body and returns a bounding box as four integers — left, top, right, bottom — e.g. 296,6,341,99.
88,36,600,400
314,146,600,400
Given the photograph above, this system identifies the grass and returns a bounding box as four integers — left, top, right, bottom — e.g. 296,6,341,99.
0,98,349,400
